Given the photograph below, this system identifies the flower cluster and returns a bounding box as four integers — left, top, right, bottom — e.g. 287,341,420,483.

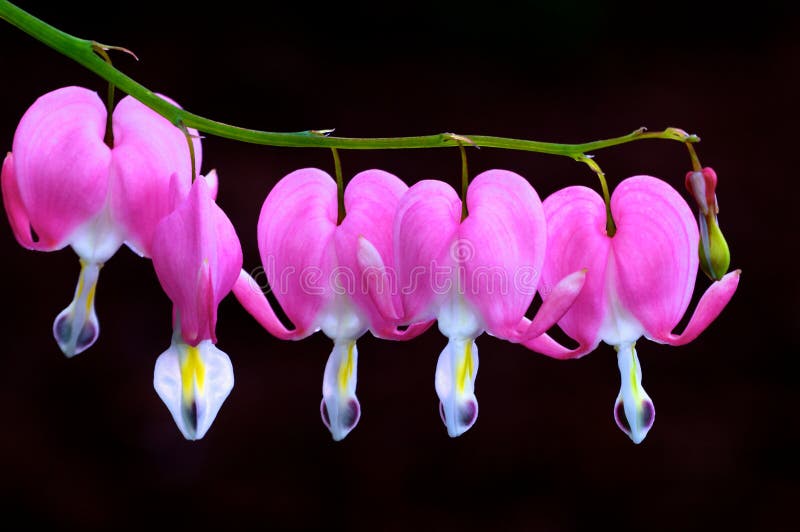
3,87,740,443
2,87,240,440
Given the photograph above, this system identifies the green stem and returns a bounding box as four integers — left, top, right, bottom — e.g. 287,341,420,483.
0,0,699,157
179,122,197,182
578,155,616,237
459,144,469,221
685,142,703,172
91,44,115,147
331,148,345,224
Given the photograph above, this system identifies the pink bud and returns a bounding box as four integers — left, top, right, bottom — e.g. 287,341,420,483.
685,166,718,216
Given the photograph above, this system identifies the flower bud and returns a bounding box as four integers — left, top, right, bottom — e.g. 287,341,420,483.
685,167,730,280
685,167,718,215
697,211,730,281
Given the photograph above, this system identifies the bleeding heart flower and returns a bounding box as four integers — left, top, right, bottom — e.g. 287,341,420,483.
151,176,242,440
1,86,207,357
387,170,586,438
233,168,432,441
525,175,740,443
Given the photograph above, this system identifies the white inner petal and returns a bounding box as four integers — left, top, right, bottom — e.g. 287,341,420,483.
615,342,654,444
597,252,644,346
53,260,102,357
153,336,234,441
317,294,368,441
69,203,124,263
319,295,368,340
435,336,480,438
321,339,361,441
437,294,484,340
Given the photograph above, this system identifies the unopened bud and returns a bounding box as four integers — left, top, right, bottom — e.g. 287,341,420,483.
697,212,730,281
685,167,718,216
687,167,730,280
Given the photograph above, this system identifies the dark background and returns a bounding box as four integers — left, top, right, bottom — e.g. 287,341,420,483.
1,1,798,529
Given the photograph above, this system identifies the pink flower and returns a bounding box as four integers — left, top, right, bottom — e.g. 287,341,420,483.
233,168,431,441
388,170,586,437
151,177,242,440
1,86,206,357
526,176,740,443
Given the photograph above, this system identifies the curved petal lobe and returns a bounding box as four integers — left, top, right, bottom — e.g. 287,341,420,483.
203,169,219,201
461,170,546,335
1,152,58,251
110,94,200,256
335,170,407,330
521,330,593,360
232,270,311,340
357,236,400,322
257,168,337,335
539,185,611,354
11,87,111,249
611,176,698,337
647,270,740,345
513,269,586,341
394,180,461,322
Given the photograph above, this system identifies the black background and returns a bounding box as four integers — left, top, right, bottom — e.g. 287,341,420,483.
1,1,798,529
